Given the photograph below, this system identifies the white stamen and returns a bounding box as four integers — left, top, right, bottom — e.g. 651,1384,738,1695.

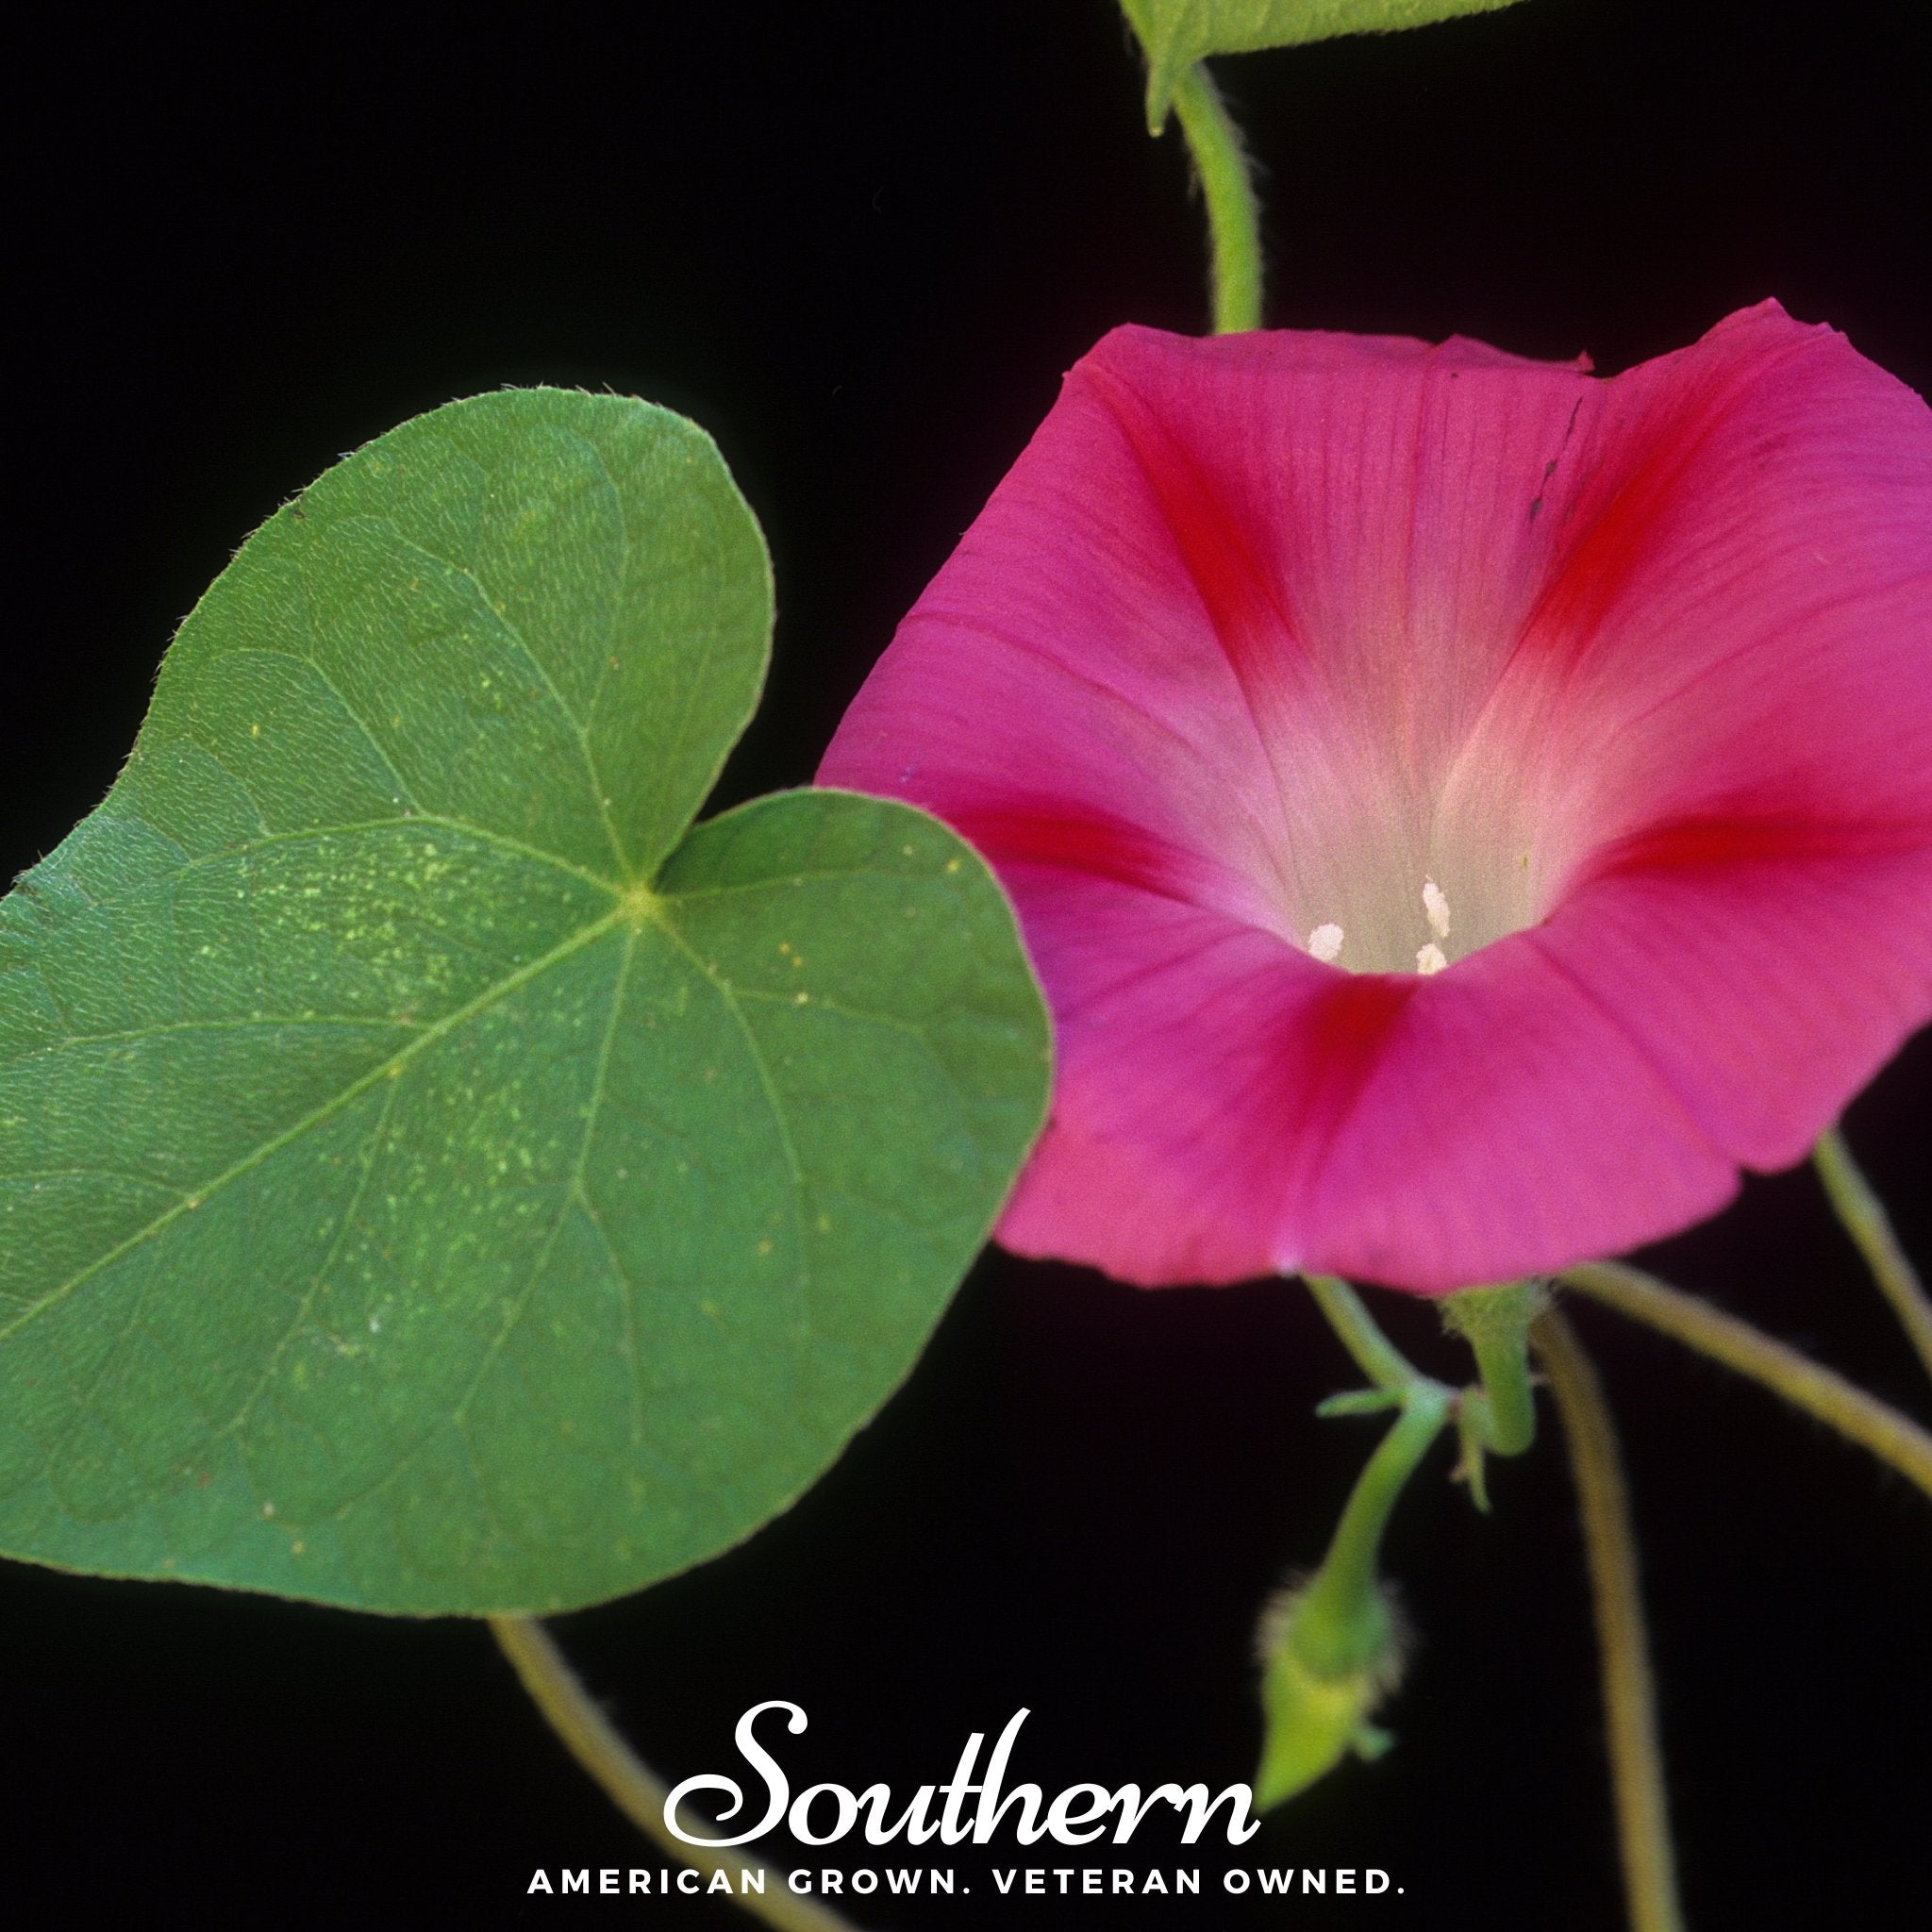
1423,877,1451,941
1308,923,1345,963
1416,942,1448,976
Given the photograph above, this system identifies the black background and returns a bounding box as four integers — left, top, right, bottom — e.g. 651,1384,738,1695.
7,2,1932,1925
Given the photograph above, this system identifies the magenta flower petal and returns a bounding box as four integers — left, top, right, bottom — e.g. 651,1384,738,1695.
821,305,1932,1291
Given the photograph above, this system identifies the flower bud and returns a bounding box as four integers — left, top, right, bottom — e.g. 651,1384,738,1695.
1254,1575,1408,1809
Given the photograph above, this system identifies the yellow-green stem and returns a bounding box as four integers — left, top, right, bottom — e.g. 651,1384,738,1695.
491,1617,861,1932
1533,1311,1685,1932
1813,1126,1932,1385
1559,1261,1932,1505
1168,63,1263,333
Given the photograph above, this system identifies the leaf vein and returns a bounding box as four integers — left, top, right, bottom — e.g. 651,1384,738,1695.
453,924,637,1427
0,907,628,1347
645,912,813,1329
217,1075,402,1442
375,525,633,880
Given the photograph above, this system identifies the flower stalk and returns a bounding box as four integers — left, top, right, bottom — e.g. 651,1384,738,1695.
1813,1126,1932,1386
491,1617,862,1932
1558,1261,1932,1505
1257,1274,1477,1806
1257,1371,1447,1807
1304,1273,1425,1392
1533,1311,1685,1932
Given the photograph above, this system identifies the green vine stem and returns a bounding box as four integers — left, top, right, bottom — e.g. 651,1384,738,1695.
491,1617,863,1932
1533,1310,1686,1932
1250,1275,1458,1802
1167,62,1264,334
1558,1261,1932,1505
1302,1389,1450,1630
1303,1272,1429,1391
1813,1126,1932,1385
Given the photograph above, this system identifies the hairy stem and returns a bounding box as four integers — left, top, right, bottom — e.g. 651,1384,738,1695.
1814,1126,1932,1385
1304,1381,1451,1626
1260,1281,1451,1807
491,1617,861,1932
1533,1311,1685,1932
1559,1262,1932,1505
1168,63,1263,333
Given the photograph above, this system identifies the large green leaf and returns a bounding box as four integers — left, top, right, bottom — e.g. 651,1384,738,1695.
1121,0,1532,129
0,391,1048,1614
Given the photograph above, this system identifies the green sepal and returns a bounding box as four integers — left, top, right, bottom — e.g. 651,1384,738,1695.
1443,1280,1547,1461
1452,1408,1493,1513
1352,1723,1394,1762
1315,1387,1404,1419
1256,1574,1406,1807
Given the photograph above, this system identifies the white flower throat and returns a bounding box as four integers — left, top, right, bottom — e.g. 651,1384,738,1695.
1265,734,1553,976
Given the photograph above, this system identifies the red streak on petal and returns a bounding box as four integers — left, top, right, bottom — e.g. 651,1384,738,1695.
948,806,1205,905
1518,345,1802,675
1079,365,1297,713
1282,973,1419,1182
1584,811,1931,884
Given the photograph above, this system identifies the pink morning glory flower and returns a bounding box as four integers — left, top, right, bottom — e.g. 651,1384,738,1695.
820,305,1932,1293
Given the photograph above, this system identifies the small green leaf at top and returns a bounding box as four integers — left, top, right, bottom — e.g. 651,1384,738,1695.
1121,0,1533,130
0,391,1049,1615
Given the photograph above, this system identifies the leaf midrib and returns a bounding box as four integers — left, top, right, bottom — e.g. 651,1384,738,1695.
4,808,959,1341
8,800,987,1545
0,897,631,1348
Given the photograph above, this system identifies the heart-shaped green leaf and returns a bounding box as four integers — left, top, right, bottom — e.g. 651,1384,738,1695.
1121,0,1531,129
0,391,1048,1614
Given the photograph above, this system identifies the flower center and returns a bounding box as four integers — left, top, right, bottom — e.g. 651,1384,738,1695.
1286,785,1550,975
1246,710,1568,975
1307,876,1457,975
